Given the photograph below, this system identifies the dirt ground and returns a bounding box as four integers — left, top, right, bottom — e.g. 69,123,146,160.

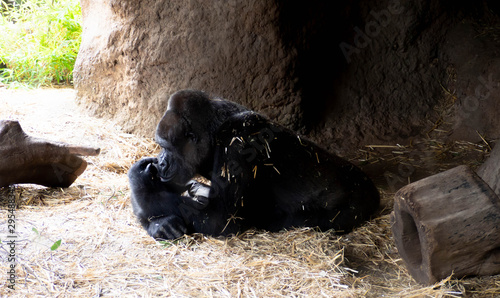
0,88,499,297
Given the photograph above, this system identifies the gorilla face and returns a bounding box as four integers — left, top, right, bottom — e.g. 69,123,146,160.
155,91,214,186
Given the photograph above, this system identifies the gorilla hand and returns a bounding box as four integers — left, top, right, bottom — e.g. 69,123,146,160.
147,215,188,240
128,157,159,187
186,180,210,209
129,157,189,194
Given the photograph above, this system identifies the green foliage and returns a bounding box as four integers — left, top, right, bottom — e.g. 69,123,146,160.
50,239,62,251
32,227,62,251
0,0,82,87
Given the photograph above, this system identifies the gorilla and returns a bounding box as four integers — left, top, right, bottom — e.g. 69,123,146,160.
128,89,380,240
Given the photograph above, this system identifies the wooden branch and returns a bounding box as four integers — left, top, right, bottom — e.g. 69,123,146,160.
0,120,100,188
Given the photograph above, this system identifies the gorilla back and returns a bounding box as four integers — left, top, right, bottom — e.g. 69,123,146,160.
204,111,380,234
151,90,380,237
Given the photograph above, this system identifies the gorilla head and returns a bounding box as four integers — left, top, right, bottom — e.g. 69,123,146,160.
155,90,247,186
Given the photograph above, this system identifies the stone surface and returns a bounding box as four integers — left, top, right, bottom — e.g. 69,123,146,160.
75,0,298,138
74,0,500,152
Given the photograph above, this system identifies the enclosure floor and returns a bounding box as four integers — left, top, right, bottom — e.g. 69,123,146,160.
0,88,498,297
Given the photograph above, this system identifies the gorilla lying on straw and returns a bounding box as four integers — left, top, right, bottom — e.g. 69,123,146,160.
128,90,380,240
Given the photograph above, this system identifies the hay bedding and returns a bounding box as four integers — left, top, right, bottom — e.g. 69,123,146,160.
0,88,498,297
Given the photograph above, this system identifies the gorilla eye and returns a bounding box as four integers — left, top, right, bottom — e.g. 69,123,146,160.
186,132,198,143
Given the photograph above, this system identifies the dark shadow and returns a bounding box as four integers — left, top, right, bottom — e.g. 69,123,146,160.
275,0,354,132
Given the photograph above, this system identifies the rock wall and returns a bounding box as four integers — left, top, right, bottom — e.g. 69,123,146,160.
74,0,500,153
74,0,299,138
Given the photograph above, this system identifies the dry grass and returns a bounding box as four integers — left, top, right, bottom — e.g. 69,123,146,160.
0,88,499,297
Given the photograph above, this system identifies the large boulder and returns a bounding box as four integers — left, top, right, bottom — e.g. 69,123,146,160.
74,0,500,152
74,0,299,138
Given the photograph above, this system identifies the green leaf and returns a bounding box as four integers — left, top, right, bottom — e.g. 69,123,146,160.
158,240,173,248
32,227,39,235
50,239,62,251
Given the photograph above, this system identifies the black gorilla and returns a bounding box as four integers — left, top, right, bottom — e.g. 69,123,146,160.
129,90,380,240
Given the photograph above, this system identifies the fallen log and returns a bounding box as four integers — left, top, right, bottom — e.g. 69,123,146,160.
391,141,500,285
0,120,100,188
391,165,500,285
477,141,500,196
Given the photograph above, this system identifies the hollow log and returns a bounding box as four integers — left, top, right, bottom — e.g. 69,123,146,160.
477,142,500,196
0,120,100,188
391,165,500,285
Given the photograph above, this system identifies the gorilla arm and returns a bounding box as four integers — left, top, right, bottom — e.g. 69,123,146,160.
128,157,208,240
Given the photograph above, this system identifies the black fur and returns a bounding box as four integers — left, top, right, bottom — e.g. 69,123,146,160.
128,157,207,240
130,90,380,239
